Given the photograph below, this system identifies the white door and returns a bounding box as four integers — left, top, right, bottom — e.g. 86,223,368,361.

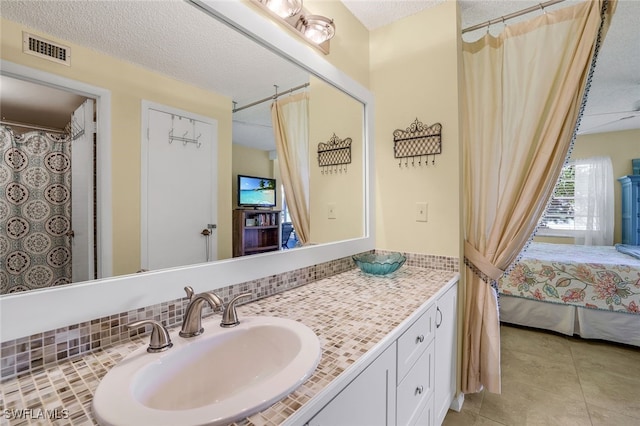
142,103,218,271
71,99,95,282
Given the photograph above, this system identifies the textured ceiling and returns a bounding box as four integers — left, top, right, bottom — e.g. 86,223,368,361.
341,0,444,30
1,0,638,142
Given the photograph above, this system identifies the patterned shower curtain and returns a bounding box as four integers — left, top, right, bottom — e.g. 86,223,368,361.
1,126,72,293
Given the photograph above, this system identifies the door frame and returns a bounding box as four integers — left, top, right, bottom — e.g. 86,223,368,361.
71,99,96,282
0,60,113,279
140,100,218,270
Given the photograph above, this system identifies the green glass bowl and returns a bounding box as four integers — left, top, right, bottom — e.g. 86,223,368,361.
352,252,406,276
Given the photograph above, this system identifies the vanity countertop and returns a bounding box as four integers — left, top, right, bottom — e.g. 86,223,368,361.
0,266,457,425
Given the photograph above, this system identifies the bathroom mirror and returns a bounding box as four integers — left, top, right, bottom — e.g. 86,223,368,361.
1,0,366,291
0,0,374,341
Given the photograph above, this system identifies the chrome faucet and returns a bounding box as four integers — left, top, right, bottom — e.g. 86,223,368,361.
179,286,224,338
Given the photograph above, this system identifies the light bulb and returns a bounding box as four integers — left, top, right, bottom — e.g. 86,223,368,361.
264,0,302,18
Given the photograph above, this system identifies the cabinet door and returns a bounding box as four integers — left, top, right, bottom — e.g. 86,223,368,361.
414,394,434,426
434,282,458,425
619,176,640,245
308,343,396,426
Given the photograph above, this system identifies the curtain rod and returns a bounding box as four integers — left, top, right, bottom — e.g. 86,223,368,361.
462,0,565,34
232,82,310,113
0,119,67,134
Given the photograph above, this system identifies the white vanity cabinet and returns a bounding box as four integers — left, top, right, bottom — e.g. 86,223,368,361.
306,342,397,426
304,279,459,426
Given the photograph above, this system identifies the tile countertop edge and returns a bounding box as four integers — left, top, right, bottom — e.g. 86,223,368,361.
281,273,460,426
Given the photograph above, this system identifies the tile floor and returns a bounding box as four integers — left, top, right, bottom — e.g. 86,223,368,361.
443,324,640,426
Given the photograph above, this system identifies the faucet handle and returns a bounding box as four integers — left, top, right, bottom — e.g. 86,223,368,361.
221,293,252,328
184,286,195,300
127,320,173,353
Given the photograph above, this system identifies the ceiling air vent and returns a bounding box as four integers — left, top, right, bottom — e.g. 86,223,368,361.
23,32,71,66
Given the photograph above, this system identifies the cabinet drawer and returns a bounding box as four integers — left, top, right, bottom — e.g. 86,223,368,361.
397,304,435,384
397,340,434,426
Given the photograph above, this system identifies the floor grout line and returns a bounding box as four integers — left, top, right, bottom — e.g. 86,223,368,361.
568,338,594,426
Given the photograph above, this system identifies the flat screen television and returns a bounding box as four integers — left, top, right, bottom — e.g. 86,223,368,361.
238,174,277,208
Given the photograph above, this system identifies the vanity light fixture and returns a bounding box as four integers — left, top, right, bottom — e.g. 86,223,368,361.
296,15,335,44
251,0,335,54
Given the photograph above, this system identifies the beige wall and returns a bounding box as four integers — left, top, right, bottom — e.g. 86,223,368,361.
309,76,364,243
370,0,462,258
369,1,464,398
1,18,234,275
306,0,370,88
535,128,640,245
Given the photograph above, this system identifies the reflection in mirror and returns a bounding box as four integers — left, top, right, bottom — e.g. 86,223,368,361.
232,75,364,254
0,0,373,343
0,0,365,295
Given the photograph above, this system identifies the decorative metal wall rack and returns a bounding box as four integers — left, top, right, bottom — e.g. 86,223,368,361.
393,118,442,167
168,115,202,148
317,133,352,174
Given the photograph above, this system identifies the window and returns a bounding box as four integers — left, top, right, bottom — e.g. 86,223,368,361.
538,156,614,245
538,163,576,232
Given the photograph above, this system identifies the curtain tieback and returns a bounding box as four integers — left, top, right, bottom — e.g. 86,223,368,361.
464,241,504,281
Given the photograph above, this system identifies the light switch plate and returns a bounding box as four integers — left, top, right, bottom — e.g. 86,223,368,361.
328,203,337,219
416,202,428,222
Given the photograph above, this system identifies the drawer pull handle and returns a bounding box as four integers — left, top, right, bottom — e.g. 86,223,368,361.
415,385,424,395
416,334,425,343
436,306,443,328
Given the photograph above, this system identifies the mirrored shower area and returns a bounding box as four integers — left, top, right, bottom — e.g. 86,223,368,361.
1,75,93,294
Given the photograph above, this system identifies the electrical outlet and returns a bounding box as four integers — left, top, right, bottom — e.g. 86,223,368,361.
416,202,428,222
328,203,337,219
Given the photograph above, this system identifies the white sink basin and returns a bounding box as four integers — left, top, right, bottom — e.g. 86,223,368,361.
93,316,321,426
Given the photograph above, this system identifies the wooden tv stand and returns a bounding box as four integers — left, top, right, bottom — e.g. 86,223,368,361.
232,209,281,257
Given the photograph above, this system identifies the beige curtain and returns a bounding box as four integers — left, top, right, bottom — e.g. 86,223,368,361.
271,92,311,244
461,0,616,394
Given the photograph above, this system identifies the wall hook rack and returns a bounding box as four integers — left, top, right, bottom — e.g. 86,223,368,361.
168,115,201,148
317,133,352,174
67,116,85,141
393,118,442,167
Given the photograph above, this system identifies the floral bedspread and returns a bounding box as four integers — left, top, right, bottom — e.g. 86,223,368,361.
499,242,640,315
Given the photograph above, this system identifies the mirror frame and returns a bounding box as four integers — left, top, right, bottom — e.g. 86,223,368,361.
0,0,375,342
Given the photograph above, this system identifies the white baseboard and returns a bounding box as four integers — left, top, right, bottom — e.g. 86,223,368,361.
449,392,465,412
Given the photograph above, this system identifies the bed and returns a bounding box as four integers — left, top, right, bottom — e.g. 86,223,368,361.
498,242,640,347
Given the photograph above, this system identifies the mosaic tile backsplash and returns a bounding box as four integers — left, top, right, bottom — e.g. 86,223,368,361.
0,251,458,425
0,255,356,380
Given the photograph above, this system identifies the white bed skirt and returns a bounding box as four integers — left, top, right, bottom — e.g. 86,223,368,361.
499,294,640,348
